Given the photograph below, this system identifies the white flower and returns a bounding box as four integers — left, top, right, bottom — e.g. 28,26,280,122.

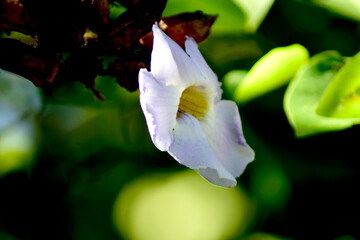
138,24,254,188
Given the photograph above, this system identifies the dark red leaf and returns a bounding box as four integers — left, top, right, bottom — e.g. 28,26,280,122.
55,49,105,100
82,0,110,28
140,11,217,49
0,38,59,86
102,0,167,52
107,54,149,91
20,0,86,51
0,0,35,35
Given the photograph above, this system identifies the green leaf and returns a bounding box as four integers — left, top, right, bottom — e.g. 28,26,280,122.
232,0,275,32
233,44,309,103
311,0,360,21
284,51,359,137
223,70,248,97
317,51,360,118
242,232,291,240
251,164,291,211
163,0,246,34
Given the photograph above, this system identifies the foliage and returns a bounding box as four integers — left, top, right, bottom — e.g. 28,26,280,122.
1,0,360,240
284,51,360,137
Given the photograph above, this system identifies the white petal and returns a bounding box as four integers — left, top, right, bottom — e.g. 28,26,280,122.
151,24,203,87
139,69,182,151
0,68,42,130
202,100,255,178
168,113,237,188
184,37,223,101
184,37,218,85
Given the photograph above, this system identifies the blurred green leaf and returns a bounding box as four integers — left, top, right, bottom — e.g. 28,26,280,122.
251,164,291,211
233,44,309,103
232,0,274,32
199,34,264,74
113,171,255,240
163,0,246,34
310,0,360,21
334,235,356,240
69,158,139,240
0,232,18,240
223,70,248,97
241,232,292,240
284,51,359,137
42,75,140,110
0,121,38,177
317,51,360,118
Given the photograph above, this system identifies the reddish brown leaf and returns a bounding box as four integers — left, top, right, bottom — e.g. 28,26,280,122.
93,0,110,26
139,20,167,49
164,11,217,47
102,0,167,52
140,11,217,49
107,57,149,91
0,0,170,97
0,38,59,86
0,0,35,35
55,49,105,100
21,55,60,86
114,0,141,8
82,0,110,28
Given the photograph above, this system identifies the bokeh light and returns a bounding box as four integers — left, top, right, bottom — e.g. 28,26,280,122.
0,69,41,177
113,170,255,240
0,121,38,176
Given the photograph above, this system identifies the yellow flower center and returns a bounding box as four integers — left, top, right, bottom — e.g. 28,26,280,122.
178,85,211,119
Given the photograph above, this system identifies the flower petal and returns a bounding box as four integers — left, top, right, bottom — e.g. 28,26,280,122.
184,37,218,84
139,69,182,151
168,113,237,187
151,24,203,88
184,37,223,101
202,100,255,178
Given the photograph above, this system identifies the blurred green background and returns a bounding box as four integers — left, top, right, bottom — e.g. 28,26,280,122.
1,0,360,239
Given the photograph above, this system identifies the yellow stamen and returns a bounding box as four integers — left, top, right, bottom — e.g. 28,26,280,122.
178,85,211,119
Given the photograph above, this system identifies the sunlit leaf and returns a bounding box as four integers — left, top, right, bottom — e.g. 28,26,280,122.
233,44,309,104
163,0,246,34
310,0,360,21
232,0,274,32
284,51,359,137
317,51,360,118
0,31,38,47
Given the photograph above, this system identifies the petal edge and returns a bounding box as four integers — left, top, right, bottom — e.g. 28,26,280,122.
139,68,182,151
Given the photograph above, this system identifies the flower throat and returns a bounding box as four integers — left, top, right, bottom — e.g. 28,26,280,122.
178,85,211,119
